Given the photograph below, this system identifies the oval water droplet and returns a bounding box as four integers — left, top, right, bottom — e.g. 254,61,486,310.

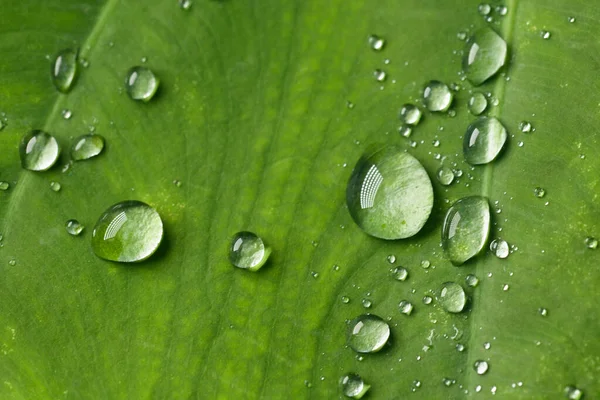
229,231,271,271
0,181,9,191
125,66,160,102
490,238,509,258
466,274,480,287
62,109,72,120
346,314,390,353
584,237,598,249
91,201,163,262
368,35,385,51
19,130,61,171
423,81,453,112
468,92,488,115
399,104,422,125
52,49,78,93
50,181,61,192
442,196,491,265
71,134,105,161
391,266,408,281
422,296,433,305
463,117,507,165
463,27,507,86
373,69,387,82
346,146,434,240
340,373,370,399
178,0,192,10
66,219,84,236
538,307,548,317
361,299,372,308
474,360,489,375
398,300,413,315
439,282,467,313
387,254,396,264
564,385,583,400
437,166,455,186
398,125,412,138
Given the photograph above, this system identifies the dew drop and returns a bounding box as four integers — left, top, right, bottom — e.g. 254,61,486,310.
466,274,480,287
398,300,414,315
423,81,453,112
50,181,61,192
398,125,412,138
362,299,372,308
478,3,491,15
463,117,508,165
387,254,396,264
8,259,16,266
373,69,387,82
347,314,390,353
66,219,84,236
541,30,552,39
437,166,455,186
468,92,488,115
179,0,192,10
490,238,509,258
422,296,433,305
19,130,61,171
391,266,408,281
564,385,583,400
474,360,489,375
463,27,507,86
519,121,533,133
341,296,350,304
399,104,422,125
51,49,78,93
62,109,72,120
538,307,548,317
443,378,456,387
456,343,465,352
340,373,370,399
228,231,271,271
567,16,576,23
438,282,467,313
0,182,9,191
420,260,431,269
585,237,598,249
71,134,105,161
534,187,546,198
125,66,160,102
368,35,385,51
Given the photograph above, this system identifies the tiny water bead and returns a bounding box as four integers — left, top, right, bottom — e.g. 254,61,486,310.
423,81,453,112
178,0,192,10
0,182,9,191
463,27,507,86
564,385,583,400
442,196,491,265
399,104,422,125
539,307,548,317
66,219,84,236
436,166,455,186
422,296,433,305
443,378,456,387
368,34,385,51
438,282,467,313
125,66,159,102
463,117,507,165
50,181,61,192
91,201,163,263
19,130,61,171
52,48,78,93
229,231,271,271
340,373,370,399
541,30,551,39
362,299,372,308
398,125,412,138
387,254,396,264
398,300,413,315
468,92,488,115
466,274,480,287
62,109,72,119
374,69,387,82
71,134,105,161
519,121,533,133
584,237,598,249
346,146,434,240
474,360,489,375
490,238,509,258
346,314,390,353
534,187,546,198
420,260,430,269
478,3,491,15
391,266,408,281
341,296,350,304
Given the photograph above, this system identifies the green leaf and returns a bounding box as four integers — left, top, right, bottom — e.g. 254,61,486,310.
0,0,598,398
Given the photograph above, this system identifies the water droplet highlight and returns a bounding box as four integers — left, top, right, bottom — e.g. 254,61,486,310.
422,296,433,305
346,314,390,353
125,66,159,102
62,109,72,119
439,282,467,313
463,27,507,86
229,231,271,271
71,134,105,161
399,104,422,125
541,30,551,39
490,238,509,258
423,81,453,112
66,219,84,236
373,69,387,82
340,373,370,399
478,3,491,15
19,130,61,171
468,92,488,115
52,49,78,93
341,296,350,304
463,117,507,165
474,360,489,375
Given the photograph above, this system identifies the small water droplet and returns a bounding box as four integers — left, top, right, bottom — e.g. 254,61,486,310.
541,30,551,39
0,182,9,191
423,81,453,112
373,69,387,82
478,3,491,15
564,385,584,400
347,101,355,109
443,378,456,387
80,58,89,68
437,166,455,186
483,342,491,350
341,296,350,304
71,134,105,161
340,373,370,399
496,5,508,15
538,307,548,317
412,380,421,391
456,343,466,352
311,271,319,279
8,259,16,266
519,121,533,133
465,274,480,287
173,179,182,187
179,0,192,10
125,66,160,102
422,296,433,305
567,16,576,23
420,260,431,269
399,104,422,125
391,266,408,281
463,117,508,165
464,27,507,85
347,314,390,353
585,236,598,249
62,109,72,119
66,219,84,236
533,187,546,198
228,231,271,271
438,282,467,313
490,238,509,258
362,299,372,308
474,360,489,375
20,130,61,171
387,254,396,264
502,284,510,291
52,49,78,93
49,181,61,192
468,92,488,115
368,35,385,51
398,125,412,138
517,141,524,147
398,300,414,315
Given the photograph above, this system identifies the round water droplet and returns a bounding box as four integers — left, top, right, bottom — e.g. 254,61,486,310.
478,3,491,15
534,187,546,198
484,342,491,350
519,121,533,133
437,166,455,186
399,104,422,125
464,27,507,86
568,16,576,23
374,69,387,82
422,296,433,305
439,282,467,313
564,385,583,400
474,360,489,375
0,181,9,191
391,266,408,281
463,117,507,165
346,146,434,240
62,109,72,119
362,299,372,308
541,30,551,39
443,378,456,387
368,35,385,51
387,254,396,264
179,0,192,10
228,231,271,271
538,307,548,317
52,49,78,93
421,260,431,269
398,300,413,315
466,274,480,287
585,237,598,249
423,81,453,112
71,134,105,161
490,238,509,258
468,92,488,115
442,196,491,265
8,259,16,266
340,373,370,399
399,125,412,138
125,66,160,102
496,5,508,15
50,181,61,192
66,219,84,236
341,296,350,304
456,343,465,352
19,130,61,171
92,201,163,263
346,314,390,353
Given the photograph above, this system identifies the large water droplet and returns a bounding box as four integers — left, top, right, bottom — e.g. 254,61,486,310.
474,360,489,375
52,49,78,93
490,238,509,258
463,27,507,86
125,66,159,102
71,134,105,161
340,373,370,399
66,219,84,236
346,146,434,240
229,231,271,271
399,104,422,125
91,201,163,262
442,196,490,265
19,130,61,171
438,282,467,313
564,385,583,400
423,81,453,112
346,314,390,353
463,117,507,165
468,92,488,115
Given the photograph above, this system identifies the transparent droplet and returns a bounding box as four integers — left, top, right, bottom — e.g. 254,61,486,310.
437,166,455,186
421,260,431,269
422,296,433,305
51,49,78,93
442,196,491,265
0,181,9,191
346,314,390,353
398,300,413,315
463,117,508,165
541,30,551,39
538,307,548,317
19,130,61,171
564,385,583,400
468,92,488,115
362,299,372,308
456,343,465,352
8,259,16,266
534,187,546,198
478,3,491,15
50,181,61,192
483,342,491,350
62,109,72,119
496,5,508,15
519,121,533,133
391,266,408,281
490,238,509,258
374,69,387,82
438,282,467,313
585,237,598,249
341,296,350,304
173,179,182,187
228,231,271,271
346,146,434,239
474,360,489,375
399,104,422,125
399,125,412,138
66,219,84,236
92,201,164,262
464,27,507,85
466,274,480,287
567,17,576,23
368,35,385,51
387,254,396,264
125,66,160,102
423,81,453,112
412,380,421,390
502,284,510,291
179,0,192,10
442,378,456,387
340,373,370,399
310,271,319,279
71,134,105,161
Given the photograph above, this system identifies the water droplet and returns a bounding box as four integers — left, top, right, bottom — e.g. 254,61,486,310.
346,146,434,239
496,5,508,15
228,231,271,271
19,130,61,171
51,49,78,93
0,182,9,191
346,314,390,353
420,260,431,269
179,0,192,10
468,92,488,115
442,196,491,265
456,343,465,352
368,35,385,51
422,296,433,305
50,181,61,192
399,104,422,125
490,238,509,258
519,121,533,133
387,254,396,264
361,299,372,308
474,360,489,375
71,134,105,161
373,69,387,82
311,271,319,279
483,342,491,350
438,282,467,313
91,201,164,263
8,259,16,266
564,385,584,400
585,237,598,249
391,266,408,281
466,274,480,287
340,373,370,399
534,187,546,198
125,66,160,102
464,27,507,85
398,300,414,315
398,125,412,138
463,117,507,165
423,81,453,112
538,307,548,317
412,380,421,391
173,179,182,187
346,101,355,109
341,296,350,304
541,30,551,39
437,166,455,186
478,3,491,15
80,58,89,68
62,109,72,119
568,16,576,23
66,219,84,236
